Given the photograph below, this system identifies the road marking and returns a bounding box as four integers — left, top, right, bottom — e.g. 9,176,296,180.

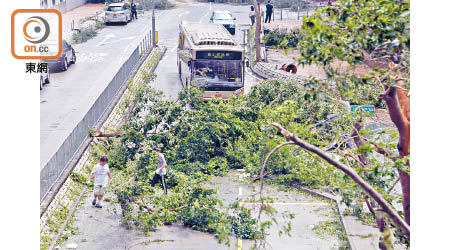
140,26,148,33
123,44,131,53
199,10,210,23
118,55,124,65
178,11,190,17
77,52,108,63
238,187,243,196
170,46,177,53
102,36,137,45
210,2,212,11
239,202,330,206
96,33,116,47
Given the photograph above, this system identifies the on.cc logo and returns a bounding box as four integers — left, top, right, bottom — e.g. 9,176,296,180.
23,16,50,44
11,9,62,60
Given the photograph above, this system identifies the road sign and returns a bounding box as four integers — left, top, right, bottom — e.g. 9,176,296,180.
350,105,375,115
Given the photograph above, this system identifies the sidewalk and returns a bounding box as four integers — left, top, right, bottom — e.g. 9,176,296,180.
62,3,106,40
300,187,407,250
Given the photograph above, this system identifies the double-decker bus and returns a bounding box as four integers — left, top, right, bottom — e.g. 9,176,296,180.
177,21,245,101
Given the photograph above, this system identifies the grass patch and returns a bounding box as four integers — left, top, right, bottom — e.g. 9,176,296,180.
72,20,104,44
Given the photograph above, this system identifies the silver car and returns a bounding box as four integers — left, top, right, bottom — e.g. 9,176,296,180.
105,3,132,25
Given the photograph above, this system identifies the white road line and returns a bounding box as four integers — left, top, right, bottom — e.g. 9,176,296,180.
76,52,108,63
123,44,131,53
96,34,116,47
102,36,137,45
140,26,147,33
238,187,243,196
96,37,110,47
210,2,212,11
240,202,330,206
118,55,124,65
178,11,190,17
199,10,210,23
170,46,177,53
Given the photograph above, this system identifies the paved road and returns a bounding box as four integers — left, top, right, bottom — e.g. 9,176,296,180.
151,1,261,99
50,1,346,250
63,172,342,250
40,12,154,168
40,1,261,169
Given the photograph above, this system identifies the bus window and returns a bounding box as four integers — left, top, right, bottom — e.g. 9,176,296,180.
193,61,242,83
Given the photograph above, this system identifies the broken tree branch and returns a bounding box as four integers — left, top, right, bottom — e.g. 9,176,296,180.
270,122,410,237
90,131,123,138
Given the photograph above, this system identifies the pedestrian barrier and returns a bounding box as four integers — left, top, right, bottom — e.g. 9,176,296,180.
253,62,306,84
267,2,324,21
139,32,152,57
40,31,153,201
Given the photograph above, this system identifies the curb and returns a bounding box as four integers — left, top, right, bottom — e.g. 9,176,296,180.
252,62,307,84
298,186,357,250
40,46,155,218
45,46,167,250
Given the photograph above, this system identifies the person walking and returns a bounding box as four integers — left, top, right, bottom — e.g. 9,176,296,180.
131,0,138,20
265,1,273,23
249,5,256,25
87,156,112,208
150,147,167,194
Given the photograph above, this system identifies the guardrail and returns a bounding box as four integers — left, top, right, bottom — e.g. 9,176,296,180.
139,31,152,56
40,31,153,201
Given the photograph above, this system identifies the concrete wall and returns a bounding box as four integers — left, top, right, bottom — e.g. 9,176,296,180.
41,0,88,13
66,0,88,12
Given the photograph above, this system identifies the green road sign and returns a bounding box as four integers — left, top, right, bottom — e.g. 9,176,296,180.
350,105,375,115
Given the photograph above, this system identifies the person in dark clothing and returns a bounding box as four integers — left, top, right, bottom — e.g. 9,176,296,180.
265,1,273,23
249,5,256,25
131,0,138,20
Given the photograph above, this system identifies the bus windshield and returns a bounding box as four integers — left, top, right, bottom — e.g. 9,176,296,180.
193,60,242,84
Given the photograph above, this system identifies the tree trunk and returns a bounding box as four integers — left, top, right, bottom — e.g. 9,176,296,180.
379,83,410,225
362,51,410,226
366,200,394,250
251,0,261,62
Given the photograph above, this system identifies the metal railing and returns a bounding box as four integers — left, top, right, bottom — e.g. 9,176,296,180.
139,31,152,57
40,31,153,201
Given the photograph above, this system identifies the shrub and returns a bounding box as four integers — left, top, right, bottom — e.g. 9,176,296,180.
136,0,173,10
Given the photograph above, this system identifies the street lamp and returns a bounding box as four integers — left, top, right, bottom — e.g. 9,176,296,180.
152,0,156,47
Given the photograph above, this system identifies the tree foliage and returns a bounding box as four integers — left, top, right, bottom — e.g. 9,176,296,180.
101,75,361,247
98,2,410,249
287,0,410,248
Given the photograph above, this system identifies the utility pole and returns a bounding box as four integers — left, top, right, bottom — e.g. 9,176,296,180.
152,0,156,47
280,2,282,21
250,0,261,62
272,0,275,21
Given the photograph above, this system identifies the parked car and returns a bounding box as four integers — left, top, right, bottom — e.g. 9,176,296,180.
40,71,50,90
43,40,76,71
209,10,236,35
105,3,132,25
